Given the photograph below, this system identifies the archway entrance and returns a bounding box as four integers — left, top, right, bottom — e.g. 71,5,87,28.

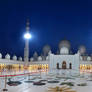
56,63,59,69
69,63,72,69
62,61,67,69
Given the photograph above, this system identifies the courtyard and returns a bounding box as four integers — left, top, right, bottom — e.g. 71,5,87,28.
0,69,92,92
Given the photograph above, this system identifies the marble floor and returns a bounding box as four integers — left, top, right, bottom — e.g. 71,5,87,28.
0,70,92,92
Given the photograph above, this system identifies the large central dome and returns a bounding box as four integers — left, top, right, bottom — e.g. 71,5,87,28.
59,40,71,49
78,45,86,55
60,47,69,54
59,40,71,54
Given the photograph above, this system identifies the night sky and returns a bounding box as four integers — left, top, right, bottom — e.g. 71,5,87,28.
0,0,92,57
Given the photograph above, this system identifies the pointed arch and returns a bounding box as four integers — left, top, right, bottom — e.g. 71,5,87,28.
62,61,67,69
57,63,59,69
69,63,72,69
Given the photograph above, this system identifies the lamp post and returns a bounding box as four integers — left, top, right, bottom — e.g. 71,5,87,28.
3,76,8,92
24,20,32,67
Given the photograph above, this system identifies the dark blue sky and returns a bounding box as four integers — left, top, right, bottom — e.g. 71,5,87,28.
0,0,92,57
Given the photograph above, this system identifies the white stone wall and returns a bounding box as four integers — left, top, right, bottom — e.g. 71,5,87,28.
49,53,80,72
28,61,49,65
80,61,92,64
0,59,24,65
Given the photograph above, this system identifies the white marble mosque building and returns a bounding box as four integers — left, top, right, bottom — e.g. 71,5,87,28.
0,21,92,72
0,39,92,72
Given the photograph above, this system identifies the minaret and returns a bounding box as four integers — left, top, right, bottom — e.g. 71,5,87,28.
24,19,30,64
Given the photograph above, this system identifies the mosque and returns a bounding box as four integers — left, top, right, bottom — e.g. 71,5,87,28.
0,40,92,73
0,21,92,73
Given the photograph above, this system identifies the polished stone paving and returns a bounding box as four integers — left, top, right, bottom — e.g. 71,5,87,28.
0,70,92,92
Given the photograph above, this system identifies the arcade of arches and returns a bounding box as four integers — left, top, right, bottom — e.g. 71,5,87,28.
56,61,72,69
0,63,92,72
80,64,92,70
0,64,49,72
57,62,92,70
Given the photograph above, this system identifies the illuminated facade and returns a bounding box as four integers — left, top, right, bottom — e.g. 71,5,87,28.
0,49,92,73
0,55,49,73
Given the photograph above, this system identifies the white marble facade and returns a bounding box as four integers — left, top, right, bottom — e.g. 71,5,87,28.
49,52,80,72
0,39,92,74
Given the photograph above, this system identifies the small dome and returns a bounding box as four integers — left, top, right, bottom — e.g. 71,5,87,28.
46,56,49,60
43,45,51,54
59,40,71,50
33,52,38,57
87,56,91,61
18,57,22,61
38,56,42,61
78,45,86,55
0,53,2,59
33,52,38,61
60,47,69,55
12,55,17,61
30,57,34,61
5,54,10,60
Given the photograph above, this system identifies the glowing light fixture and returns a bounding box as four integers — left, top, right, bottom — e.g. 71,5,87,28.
24,32,32,39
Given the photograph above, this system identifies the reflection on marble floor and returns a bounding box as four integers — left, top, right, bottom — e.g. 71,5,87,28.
0,70,92,92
